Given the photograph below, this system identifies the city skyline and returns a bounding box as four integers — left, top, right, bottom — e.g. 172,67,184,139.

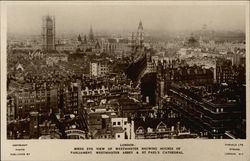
7,4,246,35
5,1,247,141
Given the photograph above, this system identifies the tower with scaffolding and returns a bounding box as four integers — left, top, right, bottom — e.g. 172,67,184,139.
42,15,56,52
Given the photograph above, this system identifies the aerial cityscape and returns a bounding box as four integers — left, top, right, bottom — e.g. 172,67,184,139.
7,5,246,140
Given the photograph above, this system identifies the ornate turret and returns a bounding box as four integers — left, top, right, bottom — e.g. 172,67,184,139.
136,20,144,47
128,20,145,58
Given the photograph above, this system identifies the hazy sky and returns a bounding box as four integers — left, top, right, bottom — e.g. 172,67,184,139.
7,3,246,35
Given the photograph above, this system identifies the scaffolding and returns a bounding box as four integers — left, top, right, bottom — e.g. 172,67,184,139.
42,15,56,52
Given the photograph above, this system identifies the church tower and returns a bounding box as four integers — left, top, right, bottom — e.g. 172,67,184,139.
128,20,145,55
136,20,144,47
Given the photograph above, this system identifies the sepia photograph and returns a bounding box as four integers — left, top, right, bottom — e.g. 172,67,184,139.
5,2,247,140
1,1,249,161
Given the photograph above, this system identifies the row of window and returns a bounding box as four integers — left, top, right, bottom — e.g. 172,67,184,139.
18,99,46,104
112,121,127,126
136,127,168,134
82,90,109,95
98,135,113,139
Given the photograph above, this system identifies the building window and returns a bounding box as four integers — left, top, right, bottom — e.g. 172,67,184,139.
117,135,120,138
117,122,121,125
124,121,127,125
113,122,116,126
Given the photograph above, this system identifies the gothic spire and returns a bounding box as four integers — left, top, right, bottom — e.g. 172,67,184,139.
89,25,94,41
138,20,143,30
78,34,82,42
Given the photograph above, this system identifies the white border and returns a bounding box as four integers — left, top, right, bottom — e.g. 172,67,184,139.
1,1,250,161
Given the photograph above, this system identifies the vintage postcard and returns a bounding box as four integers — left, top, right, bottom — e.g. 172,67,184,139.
1,1,249,161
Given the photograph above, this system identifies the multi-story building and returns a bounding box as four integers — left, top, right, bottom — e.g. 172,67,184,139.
14,88,47,119
144,52,156,74
66,83,82,114
88,108,134,140
215,58,245,84
155,62,214,108
29,111,39,138
168,82,246,139
57,82,82,114
111,117,134,139
232,49,245,67
7,94,16,122
90,59,110,77
10,81,61,120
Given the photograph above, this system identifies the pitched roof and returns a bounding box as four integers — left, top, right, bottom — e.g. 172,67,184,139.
16,64,24,71
134,118,168,131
